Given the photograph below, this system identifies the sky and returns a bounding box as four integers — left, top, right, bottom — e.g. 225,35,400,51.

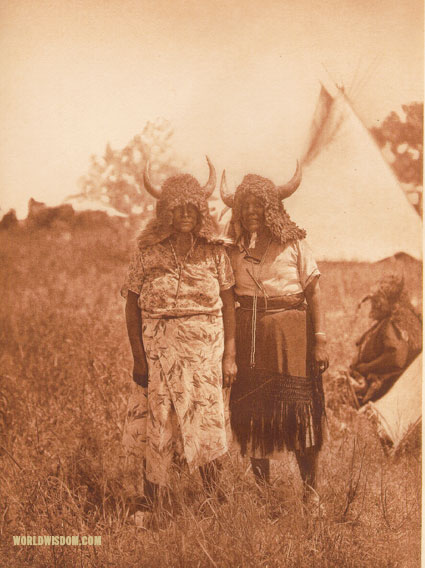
0,0,423,218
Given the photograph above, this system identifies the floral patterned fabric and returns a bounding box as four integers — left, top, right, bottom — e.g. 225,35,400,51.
122,239,234,486
121,240,234,317
123,315,228,485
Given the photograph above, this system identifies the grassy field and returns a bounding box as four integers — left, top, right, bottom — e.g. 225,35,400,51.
0,224,421,568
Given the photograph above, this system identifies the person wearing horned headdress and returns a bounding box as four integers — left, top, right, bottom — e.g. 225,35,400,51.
121,157,237,511
220,163,328,501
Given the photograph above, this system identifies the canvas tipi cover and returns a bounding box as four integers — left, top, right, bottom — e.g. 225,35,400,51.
284,84,423,261
361,353,422,450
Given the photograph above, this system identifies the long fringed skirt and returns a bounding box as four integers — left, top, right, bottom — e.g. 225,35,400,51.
229,302,325,458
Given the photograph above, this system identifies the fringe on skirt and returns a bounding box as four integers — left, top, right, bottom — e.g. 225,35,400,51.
230,302,326,457
230,370,325,456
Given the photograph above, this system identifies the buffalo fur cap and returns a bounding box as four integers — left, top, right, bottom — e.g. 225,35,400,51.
137,174,221,249
228,174,306,245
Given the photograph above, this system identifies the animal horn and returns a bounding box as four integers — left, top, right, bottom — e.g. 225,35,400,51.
219,170,235,208
143,161,162,199
277,161,302,200
202,156,217,197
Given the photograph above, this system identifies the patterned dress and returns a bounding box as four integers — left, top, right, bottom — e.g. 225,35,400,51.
121,239,234,485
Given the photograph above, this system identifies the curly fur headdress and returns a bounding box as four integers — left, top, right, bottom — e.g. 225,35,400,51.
137,157,221,248
220,162,306,244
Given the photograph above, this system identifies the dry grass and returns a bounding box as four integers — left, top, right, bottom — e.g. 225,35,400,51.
0,224,421,567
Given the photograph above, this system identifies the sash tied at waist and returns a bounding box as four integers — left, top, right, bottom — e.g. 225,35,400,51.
236,293,307,367
236,293,306,312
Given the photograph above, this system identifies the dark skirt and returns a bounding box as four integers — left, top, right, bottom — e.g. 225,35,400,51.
230,299,325,457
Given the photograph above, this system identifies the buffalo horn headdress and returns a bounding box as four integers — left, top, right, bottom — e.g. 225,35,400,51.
143,155,216,200
220,161,306,245
136,156,221,248
220,161,302,208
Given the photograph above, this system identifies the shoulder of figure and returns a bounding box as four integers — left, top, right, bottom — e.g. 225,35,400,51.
296,237,318,259
295,236,311,249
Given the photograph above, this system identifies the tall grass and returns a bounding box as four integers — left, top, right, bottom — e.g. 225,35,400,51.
0,224,421,567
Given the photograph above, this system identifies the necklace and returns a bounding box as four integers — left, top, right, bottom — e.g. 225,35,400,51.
169,235,197,303
242,237,272,368
242,238,272,297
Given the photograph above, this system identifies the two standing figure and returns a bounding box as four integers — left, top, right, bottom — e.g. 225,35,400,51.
122,158,328,511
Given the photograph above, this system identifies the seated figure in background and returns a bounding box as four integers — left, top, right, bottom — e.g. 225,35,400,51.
349,274,422,406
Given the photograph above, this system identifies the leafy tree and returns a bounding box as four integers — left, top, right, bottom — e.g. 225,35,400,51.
74,118,184,215
370,102,423,187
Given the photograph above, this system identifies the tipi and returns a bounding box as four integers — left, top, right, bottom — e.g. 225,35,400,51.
283,82,422,261
360,353,422,452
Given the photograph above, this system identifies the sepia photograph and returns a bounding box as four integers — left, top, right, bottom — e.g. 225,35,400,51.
0,1,422,566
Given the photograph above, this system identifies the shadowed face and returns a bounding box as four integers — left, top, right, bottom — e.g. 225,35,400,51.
172,203,199,233
369,294,391,320
241,194,265,235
